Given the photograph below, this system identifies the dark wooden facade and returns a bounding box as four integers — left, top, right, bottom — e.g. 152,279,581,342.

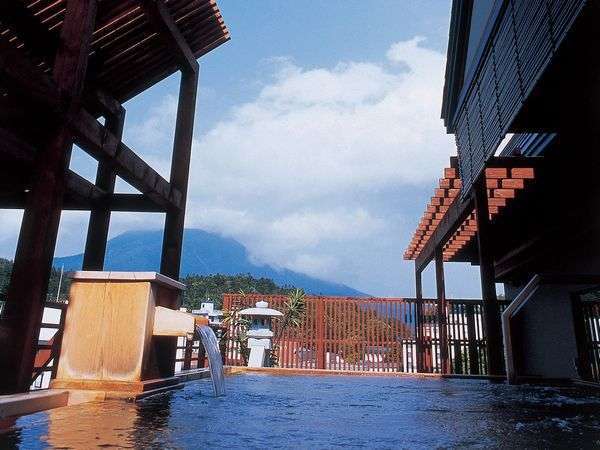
0,0,229,393
443,0,586,194
407,0,600,378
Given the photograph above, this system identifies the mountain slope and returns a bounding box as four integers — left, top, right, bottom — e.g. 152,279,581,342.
54,229,367,297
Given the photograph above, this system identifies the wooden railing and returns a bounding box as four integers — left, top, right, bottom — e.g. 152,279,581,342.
31,300,67,389
176,338,205,371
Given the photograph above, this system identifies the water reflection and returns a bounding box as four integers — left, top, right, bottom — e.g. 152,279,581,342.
46,394,173,448
0,391,177,449
3,376,600,449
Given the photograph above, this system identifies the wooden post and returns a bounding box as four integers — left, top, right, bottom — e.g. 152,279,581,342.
414,265,424,373
158,66,198,377
316,300,326,369
160,68,199,280
465,304,480,375
474,177,504,376
0,0,97,394
435,247,450,374
82,107,126,270
182,339,193,370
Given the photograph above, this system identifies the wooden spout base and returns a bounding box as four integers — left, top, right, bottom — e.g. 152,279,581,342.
50,376,181,400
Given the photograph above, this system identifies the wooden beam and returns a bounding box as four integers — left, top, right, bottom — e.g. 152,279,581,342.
474,177,504,376
415,195,474,272
0,36,181,211
73,110,182,210
109,194,166,212
141,0,199,74
0,0,98,394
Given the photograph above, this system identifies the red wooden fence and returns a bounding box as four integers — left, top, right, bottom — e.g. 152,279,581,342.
223,294,507,374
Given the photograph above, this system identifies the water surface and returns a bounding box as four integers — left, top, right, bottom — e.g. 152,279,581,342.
2,374,600,449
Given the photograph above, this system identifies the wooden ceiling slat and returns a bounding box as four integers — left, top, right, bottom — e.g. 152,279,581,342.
1,0,229,102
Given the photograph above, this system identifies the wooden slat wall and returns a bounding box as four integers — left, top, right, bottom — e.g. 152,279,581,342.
453,0,585,194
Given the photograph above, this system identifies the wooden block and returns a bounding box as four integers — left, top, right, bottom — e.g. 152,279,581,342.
485,167,508,178
444,167,457,178
0,390,69,419
511,167,534,179
493,188,515,198
488,198,506,207
54,272,183,390
486,179,499,188
153,307,195,337
501,178,525,189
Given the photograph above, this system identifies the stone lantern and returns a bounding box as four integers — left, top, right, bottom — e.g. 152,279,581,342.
239,300,283,367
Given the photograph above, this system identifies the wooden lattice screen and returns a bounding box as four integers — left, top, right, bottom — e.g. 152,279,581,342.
222,294,504,374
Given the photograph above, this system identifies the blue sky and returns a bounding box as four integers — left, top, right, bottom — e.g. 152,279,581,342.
0,0,483,298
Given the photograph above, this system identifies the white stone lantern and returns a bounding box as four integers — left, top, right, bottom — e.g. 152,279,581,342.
238,300,283,367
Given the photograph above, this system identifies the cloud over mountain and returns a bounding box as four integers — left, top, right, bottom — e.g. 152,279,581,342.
1,37,462,296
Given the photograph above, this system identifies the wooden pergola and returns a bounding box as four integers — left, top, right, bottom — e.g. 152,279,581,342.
404,156,539,375
0,0,229,393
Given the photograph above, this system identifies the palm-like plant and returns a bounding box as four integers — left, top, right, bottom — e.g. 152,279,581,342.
271,289,306,366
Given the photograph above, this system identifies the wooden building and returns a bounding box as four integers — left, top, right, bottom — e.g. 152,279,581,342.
405,0,600,382
0,0,229,393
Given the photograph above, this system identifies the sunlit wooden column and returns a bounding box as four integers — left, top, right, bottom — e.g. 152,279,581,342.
435,246,450,374
414,265,425,372
474,177,504,376
82,107,126,270
0,0,98,393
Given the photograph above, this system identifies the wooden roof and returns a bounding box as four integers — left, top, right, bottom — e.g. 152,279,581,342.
404,162,535,263
0,0,229,102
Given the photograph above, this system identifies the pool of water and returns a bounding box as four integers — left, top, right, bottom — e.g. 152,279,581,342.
2,374,600,449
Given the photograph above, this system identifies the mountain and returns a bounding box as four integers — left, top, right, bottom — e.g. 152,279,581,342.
54,229,368,297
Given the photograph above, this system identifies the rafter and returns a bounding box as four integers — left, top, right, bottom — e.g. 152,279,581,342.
141,0,199,73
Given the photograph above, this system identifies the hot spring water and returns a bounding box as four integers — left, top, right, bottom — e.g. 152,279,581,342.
195,325,226,397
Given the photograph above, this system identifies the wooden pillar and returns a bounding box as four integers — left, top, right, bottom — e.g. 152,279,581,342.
156,67,198,377
316,300,326,369
474,178,504,376
414,265,425,373
82,107,126,270
435,247,450,374
160,68,199,281
0,0,97,393
182,339,193,370
465,304,480,375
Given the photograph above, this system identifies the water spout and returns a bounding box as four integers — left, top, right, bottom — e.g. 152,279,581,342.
195,325,226,397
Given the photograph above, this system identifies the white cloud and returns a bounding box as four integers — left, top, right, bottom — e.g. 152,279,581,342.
1,37,458,296
181,36,455,288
